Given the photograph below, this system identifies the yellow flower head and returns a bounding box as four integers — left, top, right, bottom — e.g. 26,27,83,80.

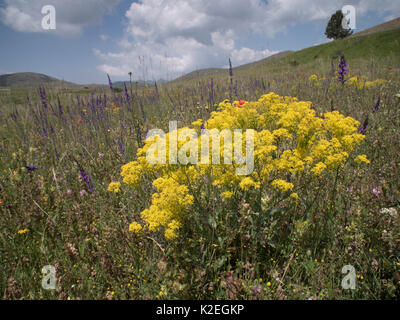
354,154,370,165
108,182,121,193
271,179,294,192
129,222,143,233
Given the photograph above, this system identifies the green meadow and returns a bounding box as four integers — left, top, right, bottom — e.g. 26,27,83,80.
1,27,400,300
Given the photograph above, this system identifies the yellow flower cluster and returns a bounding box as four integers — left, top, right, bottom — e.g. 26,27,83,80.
107,182,121,193
139,175,194,240
308,74,326,88
354,154,370,165
308,74,318,81
346,76,387,89
121,93,366,240
271,179,294,192
129,222,143,233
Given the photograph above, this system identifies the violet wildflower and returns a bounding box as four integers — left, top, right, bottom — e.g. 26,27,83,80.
57,96,63,116
337,54,348,85
107,74,113,90
118,139,125,153
372,96,380,114
38,86,47,108
124,83,130,103
79,169,95,193
358,116,369,133
25,166,38,172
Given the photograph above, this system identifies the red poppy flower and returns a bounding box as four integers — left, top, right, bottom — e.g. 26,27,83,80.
112,103,117,109
238,100,246,107
350,73,355,77
77,120,82,124
387,66,392,70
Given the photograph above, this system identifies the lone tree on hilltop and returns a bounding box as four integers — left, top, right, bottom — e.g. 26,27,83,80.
325,10,353,40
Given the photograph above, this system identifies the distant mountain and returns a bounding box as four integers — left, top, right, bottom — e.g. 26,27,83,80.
112,79,168,87
0,72,77,88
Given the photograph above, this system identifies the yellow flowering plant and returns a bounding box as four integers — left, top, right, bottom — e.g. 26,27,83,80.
120,92,368,242
346,76,387,90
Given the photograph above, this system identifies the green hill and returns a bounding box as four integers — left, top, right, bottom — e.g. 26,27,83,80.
0,72,77,88
169,17,400,85
170,51,294,83
349,17,400,38
274,27,400,69
170,68,226,83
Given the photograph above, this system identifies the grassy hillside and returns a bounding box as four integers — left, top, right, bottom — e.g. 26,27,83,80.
170,68,226,83
0,72,77,88
275,27,400,69
350,17,400,38
170,51,295,84
169,24,400,87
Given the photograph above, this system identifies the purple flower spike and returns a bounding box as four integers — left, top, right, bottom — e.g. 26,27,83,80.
124,83,130,103
118,139,125,153
107,74,113,90
372,96,380,114
337,54,348,85
358,116,369,133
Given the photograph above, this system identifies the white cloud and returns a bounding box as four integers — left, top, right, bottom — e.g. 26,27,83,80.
100,34,109,41
95,0,285,80
0,0,120,37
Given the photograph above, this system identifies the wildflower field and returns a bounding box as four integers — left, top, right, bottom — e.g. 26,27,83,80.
1,52,400,300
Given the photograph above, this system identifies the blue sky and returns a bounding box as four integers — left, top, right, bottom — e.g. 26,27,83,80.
0,0,398,84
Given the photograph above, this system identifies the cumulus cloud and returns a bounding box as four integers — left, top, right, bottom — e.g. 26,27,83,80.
95,0,282,80
0,0,119,37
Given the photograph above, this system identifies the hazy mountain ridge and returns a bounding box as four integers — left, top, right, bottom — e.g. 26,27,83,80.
0,72,77,88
